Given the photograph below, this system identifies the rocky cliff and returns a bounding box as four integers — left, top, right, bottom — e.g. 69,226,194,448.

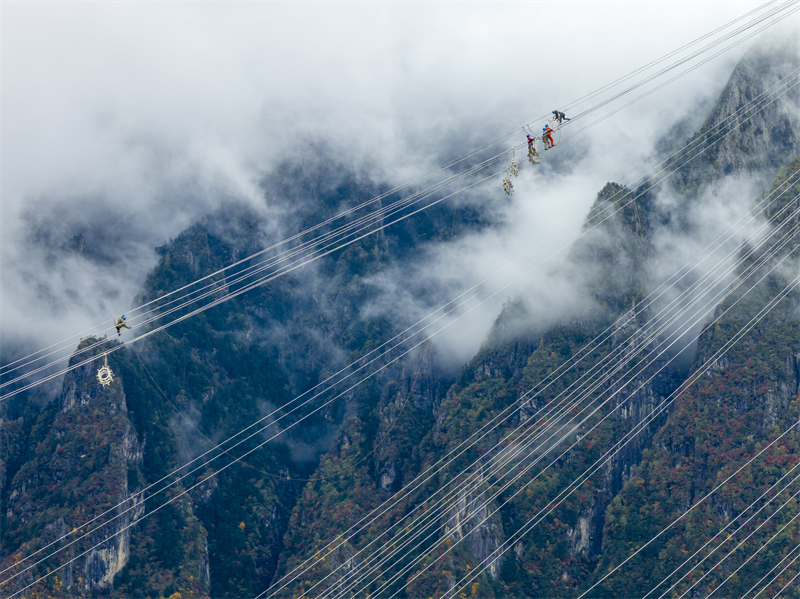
589,158,800,599
662,35,800,224
0,340,145,597
2,33,799,599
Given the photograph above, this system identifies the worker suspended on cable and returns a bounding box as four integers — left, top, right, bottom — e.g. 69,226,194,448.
526,133,541,164
115,315,131,336
552,110,571,124
543,125,555,149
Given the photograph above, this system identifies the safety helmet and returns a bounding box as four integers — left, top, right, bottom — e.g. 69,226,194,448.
122,315,126,320
553,110,557,114
543,127,547,131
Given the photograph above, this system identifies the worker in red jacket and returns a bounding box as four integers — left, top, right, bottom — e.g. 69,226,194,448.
542,125,555,149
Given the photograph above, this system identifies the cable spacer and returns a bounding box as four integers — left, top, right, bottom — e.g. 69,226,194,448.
97,354,114,387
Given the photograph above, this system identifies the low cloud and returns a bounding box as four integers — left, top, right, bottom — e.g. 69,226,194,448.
2,1,786,371
645,173,773,367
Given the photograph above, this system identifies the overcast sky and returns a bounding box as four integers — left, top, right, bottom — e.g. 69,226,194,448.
2,1,795,368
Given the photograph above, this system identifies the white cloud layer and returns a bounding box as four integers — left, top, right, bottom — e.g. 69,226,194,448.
2,1,794,366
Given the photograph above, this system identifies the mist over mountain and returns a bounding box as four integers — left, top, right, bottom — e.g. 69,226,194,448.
1,7,800,599
0,1,754,366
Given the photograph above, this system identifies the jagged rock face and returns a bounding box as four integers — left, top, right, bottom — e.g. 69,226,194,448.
6,36,800,599
491,296,681,597
0,342,214,598
374,350,446,491
591,294,800,598
0,417,25,557
271,172,673,598
0,341,142,597
127,169,487,597
559,305,666,561
570,182,657,312
495,189,670,572
60,355,127,415
444,485,504,578
675,36,800,191
588,162,800,599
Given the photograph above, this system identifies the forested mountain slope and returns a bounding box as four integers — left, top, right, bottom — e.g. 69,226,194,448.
589,157,800,599
1,36,799,599
0,159,497,598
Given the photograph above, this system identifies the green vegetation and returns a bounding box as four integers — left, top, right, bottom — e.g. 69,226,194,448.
1,84,798,597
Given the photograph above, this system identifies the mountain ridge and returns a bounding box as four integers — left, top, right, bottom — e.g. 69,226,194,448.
1,34,799,598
